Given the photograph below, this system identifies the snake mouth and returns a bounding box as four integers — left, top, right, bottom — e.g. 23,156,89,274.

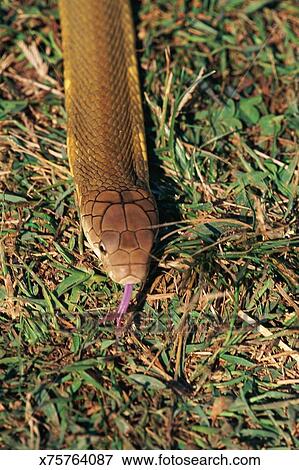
108,265,148,285
114,275,143,285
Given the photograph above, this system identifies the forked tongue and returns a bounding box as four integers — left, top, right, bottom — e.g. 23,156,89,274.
115,284,133,328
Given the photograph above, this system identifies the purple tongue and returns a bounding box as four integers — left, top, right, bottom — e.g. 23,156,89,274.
115,284,133,327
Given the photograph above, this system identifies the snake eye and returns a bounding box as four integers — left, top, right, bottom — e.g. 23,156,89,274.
99,242,107,255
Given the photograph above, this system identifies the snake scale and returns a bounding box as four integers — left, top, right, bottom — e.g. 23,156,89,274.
59,0,158,319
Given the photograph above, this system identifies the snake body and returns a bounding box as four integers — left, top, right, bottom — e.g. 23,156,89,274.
59,0,158,286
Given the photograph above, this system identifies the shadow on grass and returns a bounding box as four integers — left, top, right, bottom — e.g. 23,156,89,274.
131,0,184,312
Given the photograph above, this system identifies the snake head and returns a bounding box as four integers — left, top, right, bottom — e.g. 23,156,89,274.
81,189,158,285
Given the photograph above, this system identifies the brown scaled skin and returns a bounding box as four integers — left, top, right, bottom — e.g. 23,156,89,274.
59,0,158,284
81,189,157,284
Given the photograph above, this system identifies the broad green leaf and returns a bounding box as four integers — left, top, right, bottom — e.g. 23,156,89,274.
259,114,283,136
129,374,166,390
0,99,28,119
221,354,256,367
239,96,262,124
0,193,29,203
55,270,92,296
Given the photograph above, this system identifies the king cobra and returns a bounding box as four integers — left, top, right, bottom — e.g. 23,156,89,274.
59,0,158,322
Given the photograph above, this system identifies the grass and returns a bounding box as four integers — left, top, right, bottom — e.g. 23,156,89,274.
0,0,298,450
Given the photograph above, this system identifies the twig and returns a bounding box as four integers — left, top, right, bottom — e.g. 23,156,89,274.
238,310,299,367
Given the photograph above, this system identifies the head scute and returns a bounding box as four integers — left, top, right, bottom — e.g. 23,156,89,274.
81,189,158,285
